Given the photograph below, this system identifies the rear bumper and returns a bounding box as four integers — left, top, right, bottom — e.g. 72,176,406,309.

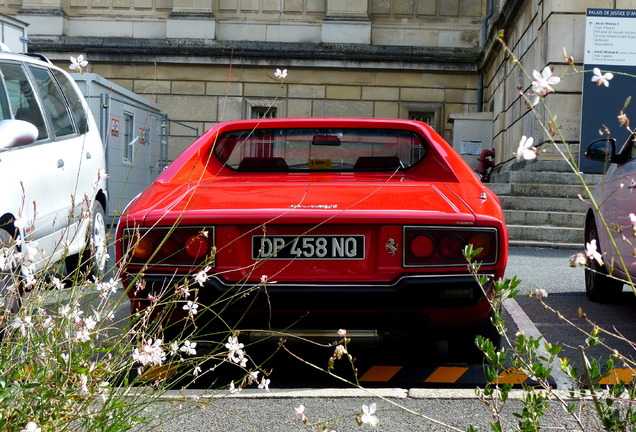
128,272,494,331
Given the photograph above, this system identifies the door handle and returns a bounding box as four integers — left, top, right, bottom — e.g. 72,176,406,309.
57,159,65,169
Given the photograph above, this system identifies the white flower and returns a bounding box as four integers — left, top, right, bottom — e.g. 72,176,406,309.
592,68,613,87
515,136,537,161
295,404,308,422
169,341,180,356
11,316,32,333
194,266,211,287
193,365,202,377
630,213,636,236
531,66,560,96
96,278,119,298
258,376,270,391
248,370,259,384
274,68,288,80
76,329,91,342
337,329,347,337
132,338,166,366
585,239,603,265
69,54,88,71
20,421,41,432
22,265,37,288
569,252,587,267
229,380,240,393
360,403,379,427
84,316,97,331
225,335,247,366
183,300,199,317
532,289,548,299
50,276,64,290
333,344,348,359
180,340,197,356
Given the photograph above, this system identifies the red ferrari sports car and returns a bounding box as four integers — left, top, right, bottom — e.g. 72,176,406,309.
116,118,508,355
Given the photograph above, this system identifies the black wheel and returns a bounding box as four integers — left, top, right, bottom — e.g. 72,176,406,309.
448,315,501,363
65,201,108,280
584,217,623,302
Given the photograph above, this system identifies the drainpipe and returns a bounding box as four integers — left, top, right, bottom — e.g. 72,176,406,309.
477,0,495,112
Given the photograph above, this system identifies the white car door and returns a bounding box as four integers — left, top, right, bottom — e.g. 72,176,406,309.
27,63,102,263
0,61,72,268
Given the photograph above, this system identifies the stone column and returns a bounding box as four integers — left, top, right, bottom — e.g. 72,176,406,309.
322,0,371,43
167,0,216,39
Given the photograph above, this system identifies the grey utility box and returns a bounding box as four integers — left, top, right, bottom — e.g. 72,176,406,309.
72,73,168,223
448,112,494,170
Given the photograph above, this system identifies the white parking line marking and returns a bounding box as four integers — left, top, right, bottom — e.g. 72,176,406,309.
503,298,573,389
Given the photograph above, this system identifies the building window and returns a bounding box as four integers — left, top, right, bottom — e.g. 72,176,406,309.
410,111,434,125
251,106,277,119
123,112,135,163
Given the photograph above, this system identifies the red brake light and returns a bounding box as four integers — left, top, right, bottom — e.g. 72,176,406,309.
186,236,208,258
438,234,463,258
468,233,491,259
404,226,498,267
410,235,434,258
123,226,215,268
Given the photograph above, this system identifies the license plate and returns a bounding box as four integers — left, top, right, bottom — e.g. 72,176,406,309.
252,235,365,260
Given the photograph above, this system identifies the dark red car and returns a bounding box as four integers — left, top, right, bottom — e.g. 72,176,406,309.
115,118,507,355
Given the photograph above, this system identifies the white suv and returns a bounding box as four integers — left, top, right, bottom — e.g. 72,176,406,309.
0,51,107,292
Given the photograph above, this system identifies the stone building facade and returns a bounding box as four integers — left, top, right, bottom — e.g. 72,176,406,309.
1,0,634,168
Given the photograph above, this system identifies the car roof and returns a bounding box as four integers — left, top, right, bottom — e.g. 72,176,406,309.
0,50,55,67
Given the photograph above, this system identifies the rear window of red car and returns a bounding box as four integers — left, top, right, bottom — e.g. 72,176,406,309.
213,128,427,172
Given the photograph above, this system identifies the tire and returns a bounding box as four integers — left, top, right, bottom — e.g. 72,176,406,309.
65,201,108,280
584,217,623,302
448,315,501,363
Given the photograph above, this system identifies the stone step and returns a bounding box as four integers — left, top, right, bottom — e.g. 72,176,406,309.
508,239,581,249
506,224,583,246
504,209,586,227
490,159,583,179
497,195,588,213
511,183,587,199
492,170,603,186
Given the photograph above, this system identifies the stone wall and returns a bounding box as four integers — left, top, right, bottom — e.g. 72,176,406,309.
61,61,479,160
0,0,487,162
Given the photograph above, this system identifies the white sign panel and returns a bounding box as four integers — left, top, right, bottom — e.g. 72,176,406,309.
580,8,636,173
585,9,636,66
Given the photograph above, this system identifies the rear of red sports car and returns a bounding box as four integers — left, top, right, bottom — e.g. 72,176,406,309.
115,118,507,351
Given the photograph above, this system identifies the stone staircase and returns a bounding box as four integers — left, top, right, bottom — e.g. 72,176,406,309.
487,160,602,249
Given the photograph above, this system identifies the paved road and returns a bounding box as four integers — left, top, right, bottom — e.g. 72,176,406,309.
128,246,636,431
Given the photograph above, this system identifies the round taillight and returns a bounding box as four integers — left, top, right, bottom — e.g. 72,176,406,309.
438,234,463,258
185,235,208,258
132,236,153,260
468,233,491,259
160,235,181,258
410,234,434,258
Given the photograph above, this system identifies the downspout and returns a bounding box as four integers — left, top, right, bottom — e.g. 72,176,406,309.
477,0,495,112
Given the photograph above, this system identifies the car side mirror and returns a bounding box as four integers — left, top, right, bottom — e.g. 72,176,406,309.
585,138,617,163
0,119,38,150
